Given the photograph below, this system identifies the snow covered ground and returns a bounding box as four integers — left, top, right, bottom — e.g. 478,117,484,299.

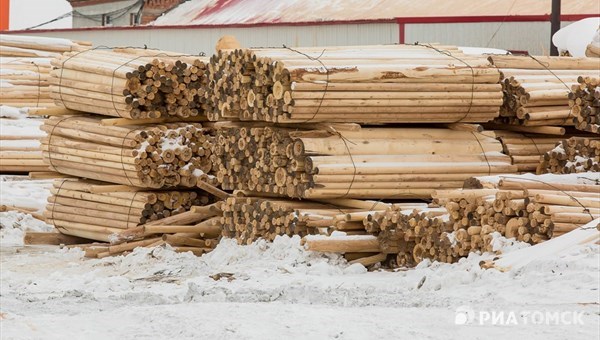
0,225,598,339
0,177,599,339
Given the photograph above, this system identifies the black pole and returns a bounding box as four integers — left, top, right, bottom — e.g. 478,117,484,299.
550,0,561,56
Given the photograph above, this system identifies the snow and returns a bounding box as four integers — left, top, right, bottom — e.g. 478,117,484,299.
0,105,26,119
493,219,600,271
459,46,509,55
0,68,37,76
0,175,54,212
0,116,46,137
0,235,598,339
0,34,77,48
474,172,600,187
553,17,600,57
0,211,54,246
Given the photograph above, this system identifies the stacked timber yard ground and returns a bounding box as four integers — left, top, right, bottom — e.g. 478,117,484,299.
0,32,599,339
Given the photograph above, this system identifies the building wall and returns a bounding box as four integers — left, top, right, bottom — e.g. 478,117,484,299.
72,0,142,28
405,21,575,54
8,23,399,55
4,21,572,56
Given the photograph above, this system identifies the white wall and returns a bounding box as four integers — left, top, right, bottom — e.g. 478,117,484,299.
8,21,565,56
405,21,575,55
9,23,399,55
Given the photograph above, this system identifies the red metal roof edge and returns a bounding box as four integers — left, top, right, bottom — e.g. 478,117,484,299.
1,14,598,34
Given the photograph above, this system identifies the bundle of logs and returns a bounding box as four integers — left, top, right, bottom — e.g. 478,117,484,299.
303,174,599,268
49,48,208,119
435,175,599,250
569,76,600,133
77,201,224,258
205,44,503,123
220,195,400,245
212,125,518,199
0,34,90,108
41,115,215,188
220,196,329,244
538,137,600,174
489,55,600,133
0,116,50,173
363,206,451,267
44,179,214,244
492,130,578,173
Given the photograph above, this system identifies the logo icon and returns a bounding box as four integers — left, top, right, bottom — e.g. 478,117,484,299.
455,305,475,325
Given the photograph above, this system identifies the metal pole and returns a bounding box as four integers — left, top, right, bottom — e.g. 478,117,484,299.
550,0,561,56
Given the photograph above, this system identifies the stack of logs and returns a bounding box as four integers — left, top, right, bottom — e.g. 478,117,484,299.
437,176,599,241
538,137,600,174
0,34,90,108
44,179,214,243
206,44,503,123
77,201,224,258
364,206,451,267
0,116,50,173
302,174,599,268
219,195,393,244
492,130,576,172
489,55,600,132
50,48,209,119
41,115,215,188
569,76,600,133
211,125,517,199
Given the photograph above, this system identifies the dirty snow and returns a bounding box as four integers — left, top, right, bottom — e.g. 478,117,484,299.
0,211,54,246
0,233,598,339
0,175,53,212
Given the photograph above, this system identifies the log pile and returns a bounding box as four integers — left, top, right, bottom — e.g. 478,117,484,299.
44,178,214,244
219,196,394,245
211,125,517,199
49,48,209,119
0,113,50,173
205,44,503,123
569,76,600,133
78,201,224,258
435,175,599,245
304,174,599,267
41,115,215,188
0,34,90,108
489,55,600,130
537,137,600,174
363,206,452,267
492,130,575,172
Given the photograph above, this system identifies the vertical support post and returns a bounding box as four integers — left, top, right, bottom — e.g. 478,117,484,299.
0,0,10,31
550,0,561,56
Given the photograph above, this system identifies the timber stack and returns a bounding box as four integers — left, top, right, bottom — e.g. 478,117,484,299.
80,202,223,258
0,34,91,108
205,44,503,123
220,195,395,245
488,55,600,134
49,48,209,119
435,175,599,244
303,173,599,268
212,125,517,199
569,76,600,134
40,115,215,188
537,137,600,174
44,178,216,245
1,35,89,175
363,206,452,266
0,113,50,174
491,130,586,173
